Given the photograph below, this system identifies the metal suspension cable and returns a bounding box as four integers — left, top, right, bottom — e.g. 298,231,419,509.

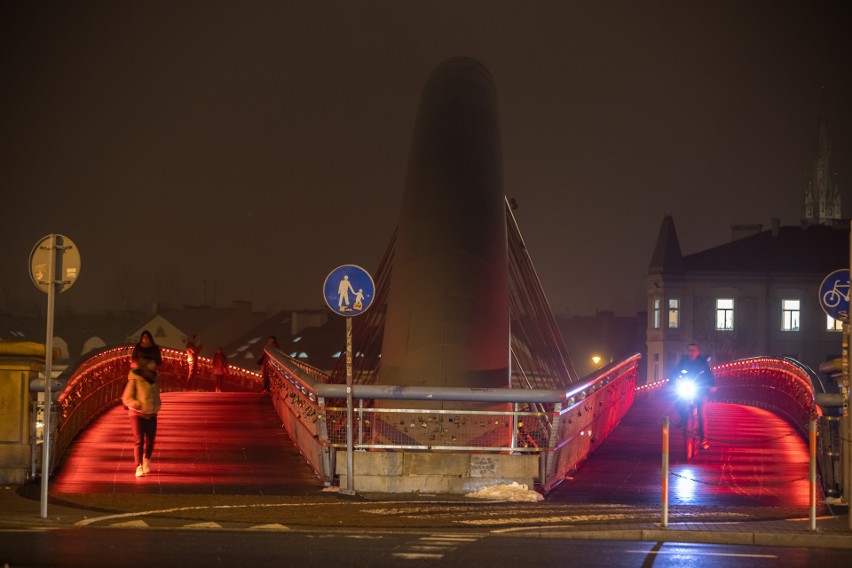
506,200,580,389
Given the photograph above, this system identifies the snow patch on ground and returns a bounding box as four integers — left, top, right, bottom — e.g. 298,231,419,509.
464,482,544,502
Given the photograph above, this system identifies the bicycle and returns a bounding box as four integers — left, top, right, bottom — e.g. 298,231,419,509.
673,373,703,461
822,280,850,308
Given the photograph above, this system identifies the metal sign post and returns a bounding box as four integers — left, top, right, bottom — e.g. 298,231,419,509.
661,416,669,528
29,234,81,519
843,323,850,526
322,264,375,496
818,264,851,526
345,317,353,494
40,236,57,520
848,223,852,530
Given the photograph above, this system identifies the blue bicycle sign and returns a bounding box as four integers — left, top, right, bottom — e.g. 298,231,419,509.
819,269,850,322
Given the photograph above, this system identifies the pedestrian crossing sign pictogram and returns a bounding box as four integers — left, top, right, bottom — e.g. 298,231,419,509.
323,264,375,317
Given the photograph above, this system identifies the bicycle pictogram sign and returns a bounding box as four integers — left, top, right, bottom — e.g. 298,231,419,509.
819,269,850,322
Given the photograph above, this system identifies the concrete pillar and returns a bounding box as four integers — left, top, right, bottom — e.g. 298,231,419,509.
378,57,510,403
0,342,43,484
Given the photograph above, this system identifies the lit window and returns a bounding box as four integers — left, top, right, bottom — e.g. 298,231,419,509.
292,337,302,343
668,299,680,329
653,298,661,329
782,299,800,331
298,352,308,359
827,315,844,332
716,298,734,330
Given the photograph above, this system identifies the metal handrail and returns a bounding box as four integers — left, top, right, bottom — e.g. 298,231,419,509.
268,346,641,404
266,347,641,488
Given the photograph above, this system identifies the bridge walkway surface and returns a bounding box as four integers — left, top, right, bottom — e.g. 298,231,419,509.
550,391,818,511
51,392,321,495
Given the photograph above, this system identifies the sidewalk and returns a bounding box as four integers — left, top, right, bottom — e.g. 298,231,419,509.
501,515,852,549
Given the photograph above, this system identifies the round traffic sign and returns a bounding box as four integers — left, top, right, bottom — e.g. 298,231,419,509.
818,268,850,321
29,234,81,294
323,264,375,317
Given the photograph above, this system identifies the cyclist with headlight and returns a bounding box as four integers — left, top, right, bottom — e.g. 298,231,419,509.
674,342,715,449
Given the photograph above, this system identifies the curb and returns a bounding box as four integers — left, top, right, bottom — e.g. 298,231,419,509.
499,527,852,549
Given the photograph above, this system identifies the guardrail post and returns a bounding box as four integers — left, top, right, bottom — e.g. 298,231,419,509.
661,416,669,528
512,402,519,451
358,398,364,447
809,417,817,532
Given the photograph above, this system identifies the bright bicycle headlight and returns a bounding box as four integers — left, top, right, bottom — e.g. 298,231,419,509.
676,377,698,400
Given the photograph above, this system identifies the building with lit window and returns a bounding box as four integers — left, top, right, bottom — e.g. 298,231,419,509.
646,119,846,384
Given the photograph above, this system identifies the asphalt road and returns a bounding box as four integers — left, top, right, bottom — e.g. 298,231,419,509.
1,527,850,567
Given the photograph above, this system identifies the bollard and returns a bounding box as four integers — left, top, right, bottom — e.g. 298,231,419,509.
661,416,669,528
809,417,817,532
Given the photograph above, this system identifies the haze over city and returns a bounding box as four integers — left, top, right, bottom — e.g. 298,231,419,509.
2,1,850,317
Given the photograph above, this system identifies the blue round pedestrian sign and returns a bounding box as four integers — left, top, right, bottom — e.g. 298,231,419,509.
323,264,375,317
819,269,850,322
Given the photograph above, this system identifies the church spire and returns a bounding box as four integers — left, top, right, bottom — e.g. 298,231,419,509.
804,114,841,226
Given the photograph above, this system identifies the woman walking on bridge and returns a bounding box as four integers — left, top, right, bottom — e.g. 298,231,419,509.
131,330,162,367
122,356,162,477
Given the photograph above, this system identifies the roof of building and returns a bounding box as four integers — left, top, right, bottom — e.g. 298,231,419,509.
221,309,345,372
648,215,685,274
684,223,848,274
0,310,150,360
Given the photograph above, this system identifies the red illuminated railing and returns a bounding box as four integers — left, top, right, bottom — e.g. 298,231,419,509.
710,357,819,435
541,355,639,492
48,346,261,475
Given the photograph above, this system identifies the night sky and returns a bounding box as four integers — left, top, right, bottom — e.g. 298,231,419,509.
2,1,850,318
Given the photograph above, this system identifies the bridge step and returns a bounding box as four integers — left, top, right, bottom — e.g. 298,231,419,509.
51,392,319,495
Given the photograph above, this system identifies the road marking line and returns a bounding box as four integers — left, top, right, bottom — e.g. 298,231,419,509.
0,527,63,533
408,545,451,552
392,553,445,560
626,550,777,559
73,500,463,527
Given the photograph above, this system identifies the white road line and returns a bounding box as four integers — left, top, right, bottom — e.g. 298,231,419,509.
73,500,463,527
392,553,445,560
408,545,451,552
626,549,778,559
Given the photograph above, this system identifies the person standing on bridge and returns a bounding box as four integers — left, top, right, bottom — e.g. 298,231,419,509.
675,342,715,449
122,356,162,477
185,334,202,389
257,335,280,393
212,347,228,393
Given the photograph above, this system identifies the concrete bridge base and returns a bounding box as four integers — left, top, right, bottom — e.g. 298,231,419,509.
335,450,539,494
